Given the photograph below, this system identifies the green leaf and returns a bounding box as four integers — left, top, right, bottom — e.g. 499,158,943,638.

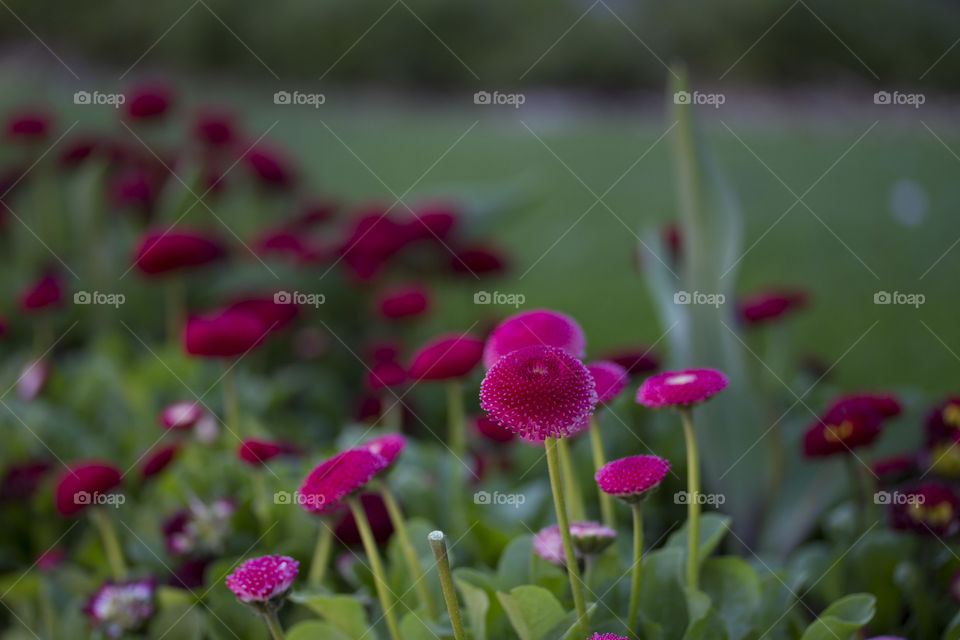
497,585,567,640
286,621,353,640
456,576,490,640
681,587,715,640
943,610,960,640
400,610,442,640
497,535,534,590
799,593,875,640
700,557,760,640
289,593,369,639
147,586,204,640
666,513,732,567
636,548,688,640
544,602,598,640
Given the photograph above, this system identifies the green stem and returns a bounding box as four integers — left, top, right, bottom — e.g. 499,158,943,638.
263,609,286,640
589,417,616,528
223,367,241,436
545,437,588,637
446,381,467,534
165,277,184,346
379,484,437,618
428,531,467,640
845,456,865,535
679,407,700,590
557,437,586,522
348,497,402,640
308,523,334,588
583,555,596,592
89,508,127,580
627,503,643,636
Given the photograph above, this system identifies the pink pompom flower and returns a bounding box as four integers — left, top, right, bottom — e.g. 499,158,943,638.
183,308,268,358
5,109,52,142
483,309,586,370
474,415,516,443
636,368,729,409
19,273,63,312
569,521,617,555
85,578,156,638
365,360,407,391
480,345,597,441
192,109,236,147
737,288,808,326
124,84,172,120
925,396,960,446
140,444,179,480
159,401,204,430
532,525,573,566
408,333,484,381
824,393,902,423
376,284,430,320
298,449,386,515
595,455,671,502
226,555,298,608
587,361,628,405
359,433,406,470
238,439,297,466
602,346,661,376
802,412,883,457
55,462,123,516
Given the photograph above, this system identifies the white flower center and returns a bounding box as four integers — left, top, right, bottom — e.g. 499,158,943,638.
666,374,696,386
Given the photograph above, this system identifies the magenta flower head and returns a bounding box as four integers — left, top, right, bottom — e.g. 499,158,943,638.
888,482,960,537
245,144,295,189
376,284,430,320
85,578,156,638
5,109,52,142
587,361,629,405
474,415,516,443
133,229,226,276
636,368,728,409
449,244,507,276
192,109,236,147
824,393,902,423
55,462,123,516
408,333,484,381
925,396,960,446
603,347,661,376
596,455,671,503
19,273,63,313
737,288,808,327
360,434,406,470
480,345,597,441
365,360,407,390
226,555,298,610
298,449,386,515
532,525,573,566
802,412,883,457
483,309,586,370
158,401,203,431
140,445,179,480
183,308,268,358
125,83,173,120
238,439,298,466
569,521,617,555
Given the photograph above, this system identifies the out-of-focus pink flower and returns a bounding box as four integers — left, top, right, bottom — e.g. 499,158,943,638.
636,368,729,409
376,285,430,320
298,449,386,515
86,578,156,638
474,415,516,443
59,135,99,168
141,445,179,479
159,402,204,431
17,359,50,401
366,360,406,391
19,274,63,312
192,109,236,147
133,229,226,275
569,521,617,555
110,168,157,213
366,340,400,363
533,525,575,566
359,434,406,470
334,492,393,545
5,109,52,142
55,462,123,516
408,333,484,381
125,84,173,120
406,202,458,240
480,345,597,441
483,309,586,370
165,499,234,556
238,439,298,466
0,460,51,501
587,361,628,405
183,308,268,358
36,548,66,572
227,296,299,332
926,397,960,446
824,393,902,423
802,412,884,457
872,453,920,487
738,288,808,326
245,145,294,188
449,244,507,275
226,555,298,604
595,455,671,502
601,347,661,376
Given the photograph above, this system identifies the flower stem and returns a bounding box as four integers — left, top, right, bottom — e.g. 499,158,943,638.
557,437,586,522
589,417,616,528
263,610,286,640
379,483,437,619
446,381,467,534
89,507,126,580
627,503,643,636
348,496,402,640
223,367,240,436
845,456,865,534
307,523,333,588
545,437,588,637
428,531,467,640
164,277,184,346
679,407,700,590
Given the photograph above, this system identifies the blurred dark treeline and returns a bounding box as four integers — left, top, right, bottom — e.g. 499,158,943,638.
2,0,958,89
